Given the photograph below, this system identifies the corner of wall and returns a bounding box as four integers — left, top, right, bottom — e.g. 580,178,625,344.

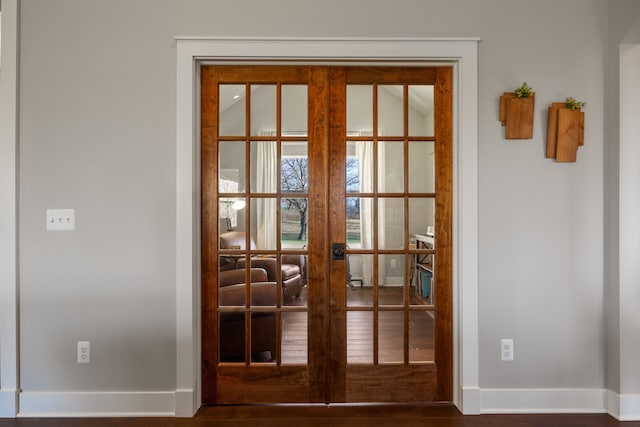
0,390,18,418
175,389,199,417
607,389,640,421
460,386,481,414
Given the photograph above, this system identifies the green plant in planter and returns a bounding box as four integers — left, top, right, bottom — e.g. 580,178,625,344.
565,97,586,110
514,82,533,98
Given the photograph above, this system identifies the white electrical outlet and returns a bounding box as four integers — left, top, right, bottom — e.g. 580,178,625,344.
501,338,514,361
46,209,75,231
77,341,90,364
390,259,397,269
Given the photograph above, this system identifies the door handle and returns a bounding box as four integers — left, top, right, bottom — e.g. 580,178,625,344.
332,243,345,260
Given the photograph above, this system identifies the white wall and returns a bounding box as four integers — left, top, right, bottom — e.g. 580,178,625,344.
5,0,639,417
18,0,178,393
605,4,640,419
618,41,640,416
477,3,608,392
619,41,640,385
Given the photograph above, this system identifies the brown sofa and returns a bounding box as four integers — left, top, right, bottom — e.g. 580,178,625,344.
219,231,306,301
218,268,276,362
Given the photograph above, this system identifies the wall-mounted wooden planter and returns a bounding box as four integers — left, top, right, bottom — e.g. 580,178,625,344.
500,92,535,139
546,103,584,162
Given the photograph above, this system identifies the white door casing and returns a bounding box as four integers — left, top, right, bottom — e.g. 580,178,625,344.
175,37,480,416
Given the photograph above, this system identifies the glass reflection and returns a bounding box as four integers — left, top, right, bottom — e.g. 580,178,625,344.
219,197,246,234
409,311,435,362
347,311,373,364
251,141,277,193
408,141,435,193
251,311,276,362
250,85,276,136
219,84,246,136
347,254,374,307
281,254,307,308
250,198,277,250
378,311,404,363
347,85,373,133
411,253,434,305
379,254,404,306
282,85,308,135
282,312,308,364
346,141,373,193
378,85,404,136
281,198,308,249
377,141,404,193
215,75,441,370
219,311,245,362
347,197,373,250
219,141,246,193
408,198,435,239
378,198,404,250
281,142,309,193
218,256,246,307
408,85,434,136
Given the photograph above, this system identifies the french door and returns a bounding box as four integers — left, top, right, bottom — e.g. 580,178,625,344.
201,65,452,404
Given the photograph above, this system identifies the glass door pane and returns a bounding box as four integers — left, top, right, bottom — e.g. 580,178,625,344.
204,68,313,400
344,78,437,378
203,65,452,405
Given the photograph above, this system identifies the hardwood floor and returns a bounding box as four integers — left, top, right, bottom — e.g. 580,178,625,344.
0,405,637,427
282,286,434,364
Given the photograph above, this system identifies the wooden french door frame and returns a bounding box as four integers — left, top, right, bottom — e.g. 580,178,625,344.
201,65,452,405
326,67,453,402
201,66,330,403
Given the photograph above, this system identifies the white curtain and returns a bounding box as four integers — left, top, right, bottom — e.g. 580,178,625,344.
357,140,374,286
255,137,277,250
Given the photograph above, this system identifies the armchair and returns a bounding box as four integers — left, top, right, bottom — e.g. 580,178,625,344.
218,268,276,362
219,231,306,301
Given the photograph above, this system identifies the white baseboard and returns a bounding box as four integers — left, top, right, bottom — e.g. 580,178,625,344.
0,390,18,418
480,388,607,414
10,388,640,420
383,276,404,286
18,391,176,417
607,390,640,421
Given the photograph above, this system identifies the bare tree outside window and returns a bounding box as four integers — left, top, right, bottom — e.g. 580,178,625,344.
281,157,359,243
281,158,308,242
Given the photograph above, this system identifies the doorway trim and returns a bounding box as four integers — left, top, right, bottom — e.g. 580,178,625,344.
0,0,20,418
175,37,480,417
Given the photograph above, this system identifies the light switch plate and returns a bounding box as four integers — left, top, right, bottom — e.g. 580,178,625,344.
46,209,75,231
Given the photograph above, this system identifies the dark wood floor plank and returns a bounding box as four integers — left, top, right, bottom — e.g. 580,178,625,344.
284,287,434,365
1,406,637,427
